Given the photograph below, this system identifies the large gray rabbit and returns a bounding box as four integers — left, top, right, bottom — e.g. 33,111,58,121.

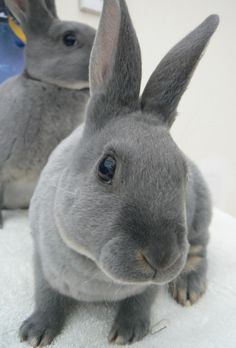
0,0,95,226
19,0,219,346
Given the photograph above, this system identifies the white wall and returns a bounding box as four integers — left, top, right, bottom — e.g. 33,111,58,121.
56,0,236,217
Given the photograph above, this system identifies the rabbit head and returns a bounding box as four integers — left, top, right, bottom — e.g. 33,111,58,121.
5,0,96,88
54,0,219,285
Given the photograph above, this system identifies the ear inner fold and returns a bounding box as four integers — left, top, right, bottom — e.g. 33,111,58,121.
4,0,27,23
89,0,142,115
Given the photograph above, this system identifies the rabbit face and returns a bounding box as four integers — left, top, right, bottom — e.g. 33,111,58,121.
25,20,95,88
54,117,189,285
5,0,95,87
97,121,189,284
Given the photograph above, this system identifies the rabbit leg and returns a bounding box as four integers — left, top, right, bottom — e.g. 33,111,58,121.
108,287,157,345
169,241,207,306
19,252,74,347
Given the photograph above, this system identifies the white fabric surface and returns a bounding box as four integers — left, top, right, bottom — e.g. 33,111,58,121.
0,209,236,348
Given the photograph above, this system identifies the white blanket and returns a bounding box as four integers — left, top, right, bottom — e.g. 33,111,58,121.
0,209,236,348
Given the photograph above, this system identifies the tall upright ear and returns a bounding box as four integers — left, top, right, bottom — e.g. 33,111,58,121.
89,0,142,112
141,15,219,127
5,0,54,33
44,0,57,17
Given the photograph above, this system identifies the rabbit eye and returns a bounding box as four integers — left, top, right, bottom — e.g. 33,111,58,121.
98,156,116,184
63,32,77,47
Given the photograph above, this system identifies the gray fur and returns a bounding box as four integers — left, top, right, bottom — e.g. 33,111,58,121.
0,0,95,222
44,0,57,17
19,0,219,346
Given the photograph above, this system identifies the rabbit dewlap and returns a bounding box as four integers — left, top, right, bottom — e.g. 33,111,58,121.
19,0,218,346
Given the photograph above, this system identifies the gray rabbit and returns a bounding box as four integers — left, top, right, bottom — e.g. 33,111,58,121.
0,0,95,226
19,0,219,346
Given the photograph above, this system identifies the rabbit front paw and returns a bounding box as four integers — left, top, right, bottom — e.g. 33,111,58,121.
19,311,61,347
169,269,207,307
108,313,150,345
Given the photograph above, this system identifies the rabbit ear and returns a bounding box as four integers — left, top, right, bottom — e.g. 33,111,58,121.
5,0,54,33
4,0,27,23
141,15,219,128
44,0,57,17
89,0,142,113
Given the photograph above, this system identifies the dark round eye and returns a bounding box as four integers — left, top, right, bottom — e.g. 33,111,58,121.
63,32,77,47
98,156,116,184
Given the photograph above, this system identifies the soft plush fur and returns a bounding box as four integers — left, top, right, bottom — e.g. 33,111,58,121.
19,0,219,346
0,0,95,225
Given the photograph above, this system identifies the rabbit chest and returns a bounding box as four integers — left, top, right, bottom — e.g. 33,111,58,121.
3,175,38,209
1,77,88,173
0,76,89,208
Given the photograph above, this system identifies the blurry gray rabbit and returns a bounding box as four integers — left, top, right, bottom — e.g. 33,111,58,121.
0,0,95,226
19,0,219,346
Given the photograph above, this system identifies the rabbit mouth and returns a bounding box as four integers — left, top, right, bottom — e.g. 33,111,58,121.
98,236,189,286
150,253,187,285
99,250,188,286
131,250,187,285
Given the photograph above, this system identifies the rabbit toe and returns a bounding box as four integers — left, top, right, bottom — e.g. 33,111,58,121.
169,271,207,306
108,317,149,345
19,311,60,347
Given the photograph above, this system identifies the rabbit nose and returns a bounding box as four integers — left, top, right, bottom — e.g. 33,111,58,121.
141,235,180,271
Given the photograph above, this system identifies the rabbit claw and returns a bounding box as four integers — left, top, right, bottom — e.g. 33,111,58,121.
169,269,207,306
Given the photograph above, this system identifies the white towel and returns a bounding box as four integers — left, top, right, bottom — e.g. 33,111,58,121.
0,209,236,348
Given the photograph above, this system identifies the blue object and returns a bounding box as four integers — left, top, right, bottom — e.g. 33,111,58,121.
0,17,25,83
